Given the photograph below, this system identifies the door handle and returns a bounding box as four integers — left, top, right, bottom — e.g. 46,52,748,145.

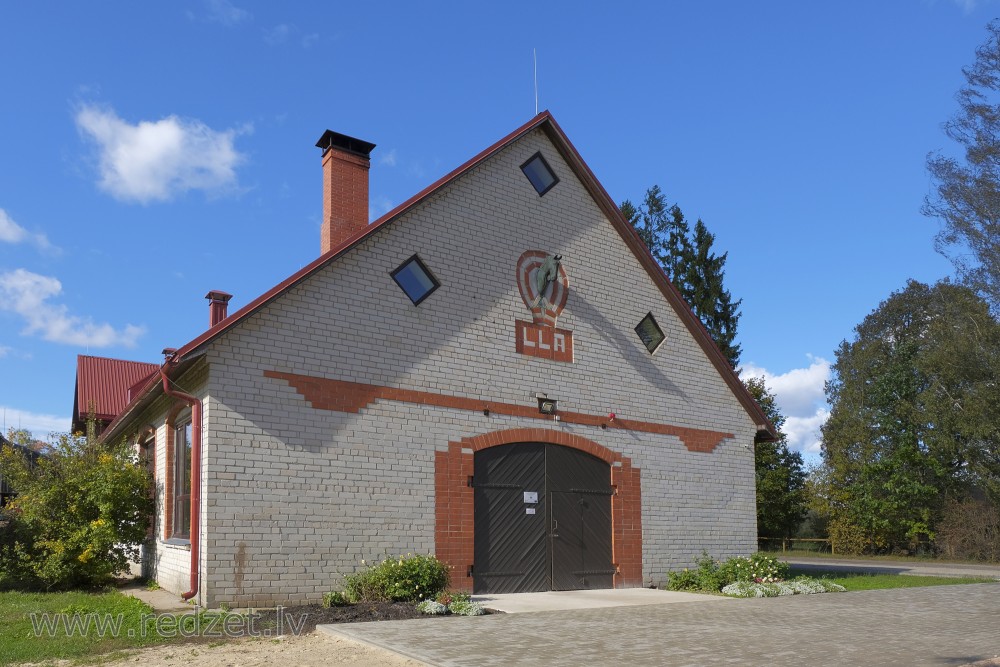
552,518,559,538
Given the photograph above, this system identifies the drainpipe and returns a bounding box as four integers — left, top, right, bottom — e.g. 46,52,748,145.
159,357,201,602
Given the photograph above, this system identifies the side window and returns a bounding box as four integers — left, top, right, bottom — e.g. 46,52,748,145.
635,312,666,354
520,152,559,196
390,254,440,305
172,421,192,539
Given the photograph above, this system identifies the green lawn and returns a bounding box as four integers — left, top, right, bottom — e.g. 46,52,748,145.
0,590,171,665
787,568,997,591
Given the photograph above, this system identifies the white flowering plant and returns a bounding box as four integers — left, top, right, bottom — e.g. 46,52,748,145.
722,577,846,598
416,591,486,616
721,552,790,584
416,600,448,614
666,551,791,592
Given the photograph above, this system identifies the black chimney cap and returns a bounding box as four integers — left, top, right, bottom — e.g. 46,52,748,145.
315,130,375,158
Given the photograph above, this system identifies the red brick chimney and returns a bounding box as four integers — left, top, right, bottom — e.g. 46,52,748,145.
315,130,376,255
205,290,232,327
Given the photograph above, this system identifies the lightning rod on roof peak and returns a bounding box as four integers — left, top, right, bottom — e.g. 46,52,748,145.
533,48,539,116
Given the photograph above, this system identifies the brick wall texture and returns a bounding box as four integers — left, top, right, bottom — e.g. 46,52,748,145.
130,127,758,607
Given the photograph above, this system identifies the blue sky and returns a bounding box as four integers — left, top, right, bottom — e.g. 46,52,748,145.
0,1,992,462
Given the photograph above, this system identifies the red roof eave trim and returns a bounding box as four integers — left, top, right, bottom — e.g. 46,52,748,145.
537,117,776,440
105,110,775,441
101,113,556,442
171,112,556,364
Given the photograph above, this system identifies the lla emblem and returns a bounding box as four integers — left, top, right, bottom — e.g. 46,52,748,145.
515,250,573,363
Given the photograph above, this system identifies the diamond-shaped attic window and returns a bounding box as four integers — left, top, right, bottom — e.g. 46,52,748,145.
520,152,558,196
391,254,439,306
635,312,665,354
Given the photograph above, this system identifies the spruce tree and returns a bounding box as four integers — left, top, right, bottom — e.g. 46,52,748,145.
686,220,742,367
620,186,742,368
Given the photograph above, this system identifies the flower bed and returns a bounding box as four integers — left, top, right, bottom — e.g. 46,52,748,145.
665,551,846,598
721,578,847,598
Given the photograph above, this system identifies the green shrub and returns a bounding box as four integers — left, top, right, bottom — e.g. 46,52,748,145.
665,552,789,592
723,552,790,583
434,590,469,606
344,554,450,602
665,568,701,591
665,552,726,591
0,428,152,591
828,517,884,556
448,598,485,616
322,591,350,607
417,590,484,616
416,599,448,615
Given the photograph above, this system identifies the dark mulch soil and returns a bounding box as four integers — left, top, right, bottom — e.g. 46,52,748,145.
253,602,497,635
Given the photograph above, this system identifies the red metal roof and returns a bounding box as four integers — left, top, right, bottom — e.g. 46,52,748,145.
103,111,776,442
74,355,158,428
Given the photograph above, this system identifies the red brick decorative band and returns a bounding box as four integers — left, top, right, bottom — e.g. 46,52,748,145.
263,370,733,453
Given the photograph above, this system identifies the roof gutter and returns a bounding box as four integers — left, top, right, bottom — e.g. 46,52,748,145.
159,361,201,602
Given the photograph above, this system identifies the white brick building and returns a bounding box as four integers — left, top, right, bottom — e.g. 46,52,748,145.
100,112,775,607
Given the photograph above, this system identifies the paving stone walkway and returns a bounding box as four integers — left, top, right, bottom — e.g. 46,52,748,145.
320,583,1000,667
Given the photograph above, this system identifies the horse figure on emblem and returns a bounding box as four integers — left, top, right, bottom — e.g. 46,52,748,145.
531,254,562,309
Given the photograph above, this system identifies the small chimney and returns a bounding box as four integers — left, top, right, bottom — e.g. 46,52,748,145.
315,130,376,255
205,290,233,327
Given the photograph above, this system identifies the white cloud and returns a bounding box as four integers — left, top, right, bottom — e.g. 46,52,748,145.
263,24,292,45
741,355,831,456
0,405,70,440
0,268,144,347
0,209,53,251
947,0,1000,12
75,104,248,203
0,345,10,358
380,149,398,167
261,24,318,48
784,408,830,457
205,0,250,26
370,195,395,221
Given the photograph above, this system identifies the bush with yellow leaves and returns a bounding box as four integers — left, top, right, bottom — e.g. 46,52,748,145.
0,425,152,590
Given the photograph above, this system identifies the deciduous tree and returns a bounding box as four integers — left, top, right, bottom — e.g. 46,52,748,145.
821,280,1000,554
743,377,808,539
925,20,1000,312
0,426,152,590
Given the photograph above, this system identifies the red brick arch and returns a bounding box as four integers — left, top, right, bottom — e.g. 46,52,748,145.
435,428,642,592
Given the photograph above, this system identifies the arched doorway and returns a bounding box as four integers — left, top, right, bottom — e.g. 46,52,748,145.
473,442,615,594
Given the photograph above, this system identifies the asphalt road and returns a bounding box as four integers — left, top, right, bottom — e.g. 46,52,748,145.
783,555,1000,580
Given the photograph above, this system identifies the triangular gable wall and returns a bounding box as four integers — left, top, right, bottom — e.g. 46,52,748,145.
199,123,759,448
104,112,771,442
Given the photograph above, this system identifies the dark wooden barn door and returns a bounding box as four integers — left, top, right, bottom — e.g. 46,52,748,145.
473,443,613,594
473,443,548,593
547,444,615,590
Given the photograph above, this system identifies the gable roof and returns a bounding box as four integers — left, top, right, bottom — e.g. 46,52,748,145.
73,355,159,431
103,111,776,442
